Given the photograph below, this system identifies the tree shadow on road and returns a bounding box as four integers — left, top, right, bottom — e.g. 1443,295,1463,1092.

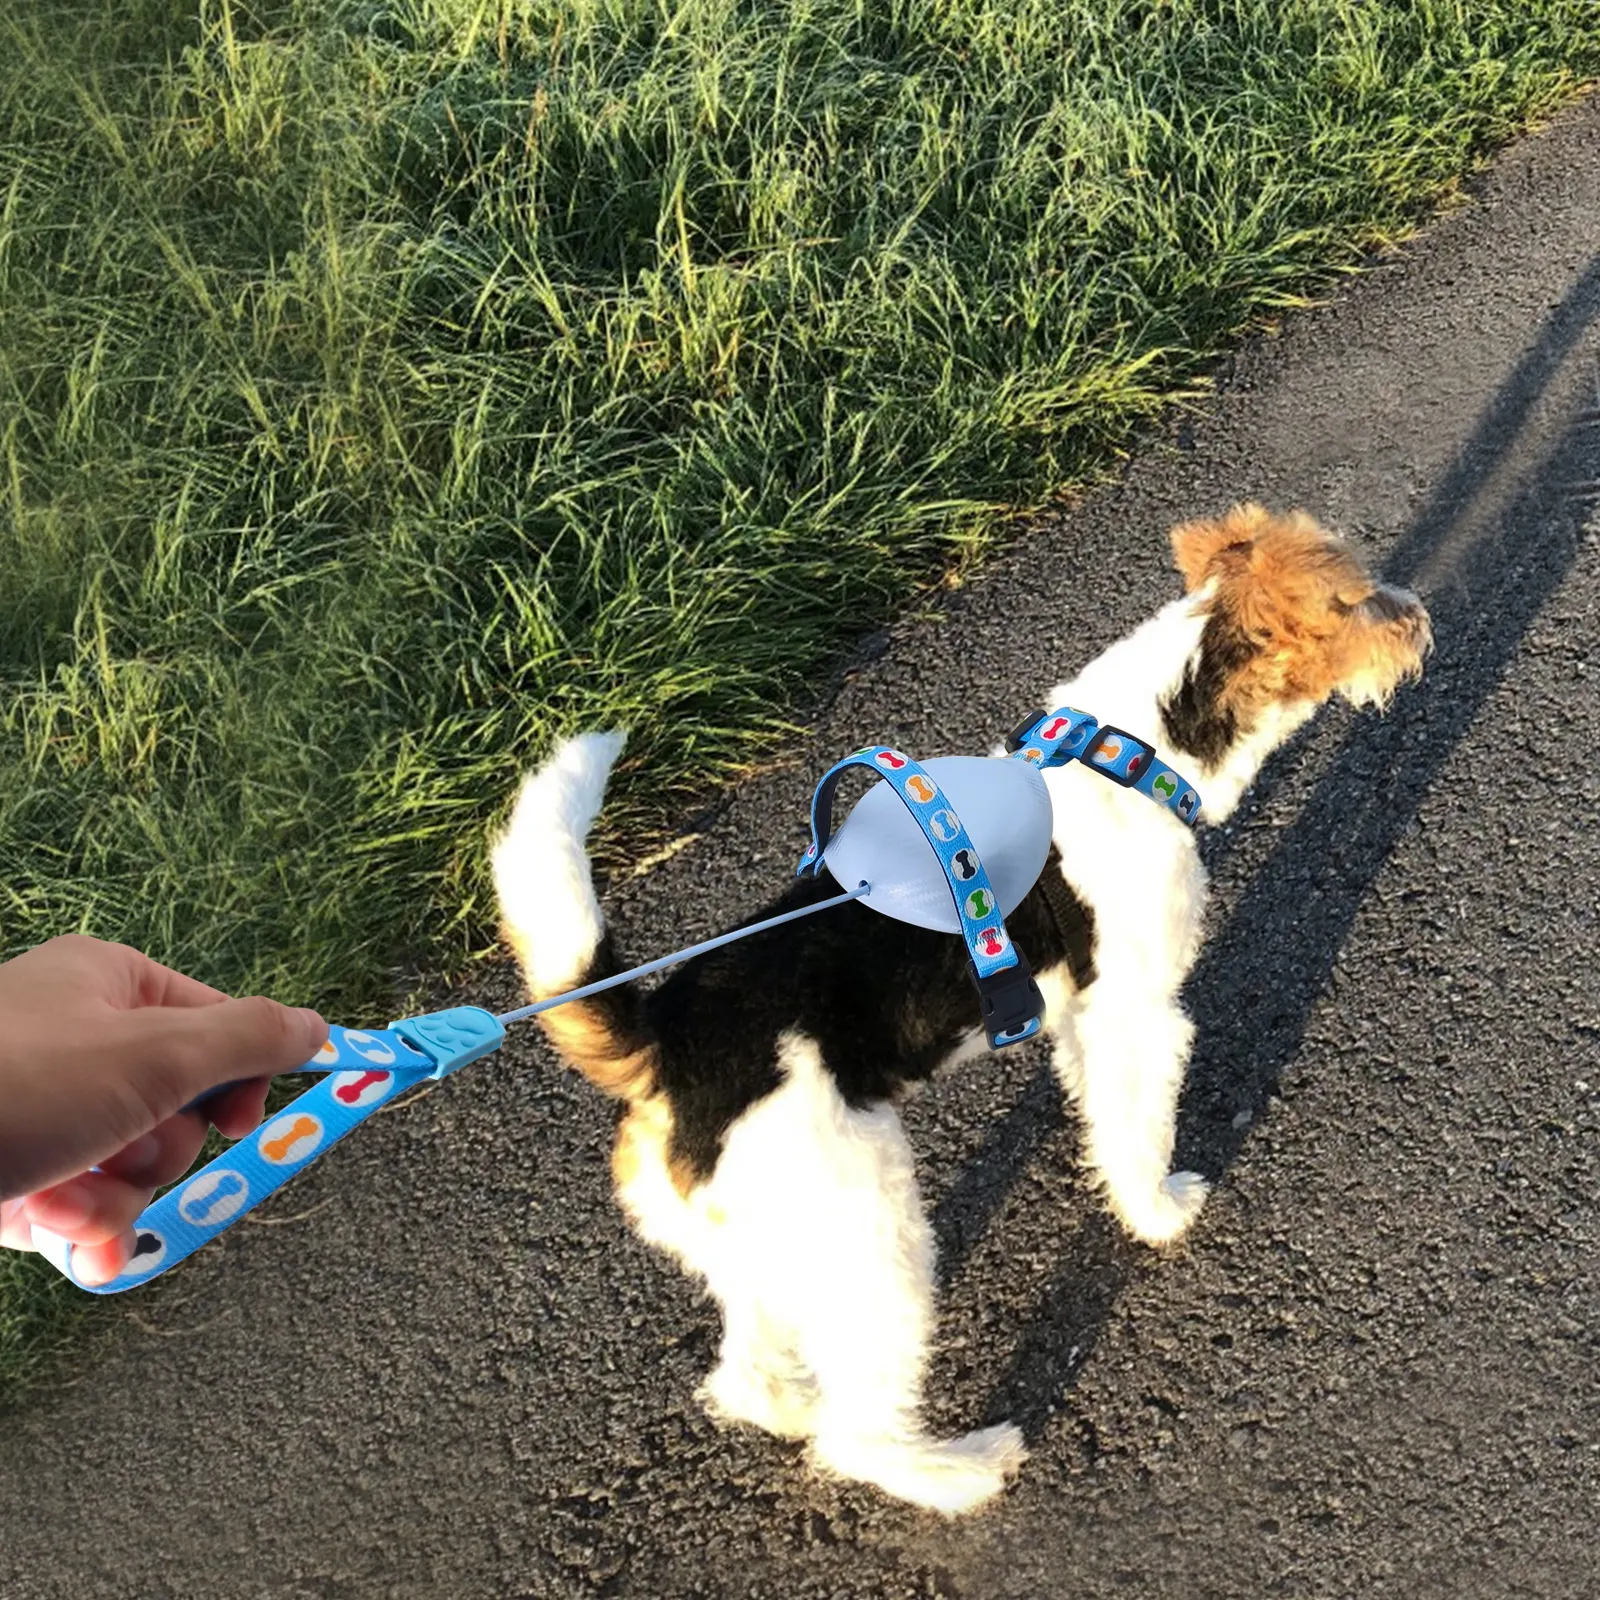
944,250,1600,1440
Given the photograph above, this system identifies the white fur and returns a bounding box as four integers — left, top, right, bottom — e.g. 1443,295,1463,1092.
493,736,1024,1513
615,1033,1026,1514
1027,588,1314,1244
490,731,626,994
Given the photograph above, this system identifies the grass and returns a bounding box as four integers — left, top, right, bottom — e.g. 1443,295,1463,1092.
2,0,1597,1408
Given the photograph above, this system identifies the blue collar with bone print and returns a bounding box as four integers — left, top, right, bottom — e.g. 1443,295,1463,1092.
1005,706,1202,826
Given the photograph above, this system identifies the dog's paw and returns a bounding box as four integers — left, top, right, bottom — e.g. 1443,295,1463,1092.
1116,1170,1210,1246
698,1362,817,1440
813,1422,1027,1516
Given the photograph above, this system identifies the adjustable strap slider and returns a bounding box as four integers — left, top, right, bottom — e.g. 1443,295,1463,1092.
1003,708,1050,754
1079,724,1156,787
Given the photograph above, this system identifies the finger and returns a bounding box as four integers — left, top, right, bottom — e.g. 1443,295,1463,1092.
100,1114,209,1190
0,934,146,1013
1,1197,34,1252
0,936,228,1016
23,1172,156,1248
112,996,329,1118
202,1076,273,1142
69,1230,135,1288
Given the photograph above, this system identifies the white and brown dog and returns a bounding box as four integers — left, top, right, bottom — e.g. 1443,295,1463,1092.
490,505,1431,1515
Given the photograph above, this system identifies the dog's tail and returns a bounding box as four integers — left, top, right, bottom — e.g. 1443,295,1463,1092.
490,731,658,1102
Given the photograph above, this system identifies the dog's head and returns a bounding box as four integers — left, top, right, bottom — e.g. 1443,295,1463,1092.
1170,504,1431,739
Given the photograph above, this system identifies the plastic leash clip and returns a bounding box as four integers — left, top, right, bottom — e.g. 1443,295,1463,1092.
45,1007,506,1295
972,960,1045,1049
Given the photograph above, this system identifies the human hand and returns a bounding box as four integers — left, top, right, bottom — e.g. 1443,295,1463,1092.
0,935,328,1285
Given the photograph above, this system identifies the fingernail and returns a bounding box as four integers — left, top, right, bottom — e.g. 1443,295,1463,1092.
26,1225,79,1278
26,1182,93,1233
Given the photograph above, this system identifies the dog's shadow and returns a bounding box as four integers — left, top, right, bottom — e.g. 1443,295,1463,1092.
934,250,1600,1443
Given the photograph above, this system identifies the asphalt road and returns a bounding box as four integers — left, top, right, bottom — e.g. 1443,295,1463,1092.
3,92,1598,1600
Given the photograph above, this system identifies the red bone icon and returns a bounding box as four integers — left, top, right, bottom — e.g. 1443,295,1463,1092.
874,750,908,769
1040,716,1072,740
335,1070,392,1105
975,928,1008,959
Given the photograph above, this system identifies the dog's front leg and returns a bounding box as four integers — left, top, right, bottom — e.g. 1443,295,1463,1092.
1072,979,1209,1245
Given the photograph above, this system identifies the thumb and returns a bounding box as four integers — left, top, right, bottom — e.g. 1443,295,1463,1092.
116,996,330,1117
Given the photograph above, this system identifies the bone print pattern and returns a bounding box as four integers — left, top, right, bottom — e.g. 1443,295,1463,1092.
1009,707,1202,827
334,1069,396,1107
260,1114,323,1164
798,743,1032,1000
179,1170,249,1225
64,1022,437,1296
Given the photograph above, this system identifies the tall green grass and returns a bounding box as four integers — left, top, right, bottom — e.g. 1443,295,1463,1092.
2,0,1597,1404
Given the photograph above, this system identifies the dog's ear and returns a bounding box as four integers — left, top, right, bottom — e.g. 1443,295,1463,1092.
1170,503,1271,592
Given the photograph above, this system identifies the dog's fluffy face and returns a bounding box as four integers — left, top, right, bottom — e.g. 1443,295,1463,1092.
1171,503,1432,717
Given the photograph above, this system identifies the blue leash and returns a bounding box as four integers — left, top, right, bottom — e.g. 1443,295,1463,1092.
49,884,870,1296
44,707,1196,1295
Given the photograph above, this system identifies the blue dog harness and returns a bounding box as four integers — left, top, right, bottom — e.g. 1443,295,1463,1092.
43,706,1195,1296
797,745,1046,1050
794,712,1200,1053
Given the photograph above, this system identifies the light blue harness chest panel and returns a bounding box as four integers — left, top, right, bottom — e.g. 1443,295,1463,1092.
797,745,1048,1050
45,706,1197,1295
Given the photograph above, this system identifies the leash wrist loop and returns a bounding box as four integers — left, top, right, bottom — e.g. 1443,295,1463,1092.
54,1010,505,1296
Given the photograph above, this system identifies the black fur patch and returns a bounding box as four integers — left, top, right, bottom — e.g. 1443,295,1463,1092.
1036,846,1096,990
641,863,1095,1185
1159,607,1256,766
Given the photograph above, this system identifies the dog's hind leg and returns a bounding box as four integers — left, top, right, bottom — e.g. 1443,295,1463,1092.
698,1296,818,1440
796,1179,1026,1515
1073,974,1209,1245
704,1034,1025,1514
785,1095,1024,1514
807,1334,1026,1518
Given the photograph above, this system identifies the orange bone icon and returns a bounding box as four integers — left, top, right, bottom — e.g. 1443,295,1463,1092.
262,1116,320,1162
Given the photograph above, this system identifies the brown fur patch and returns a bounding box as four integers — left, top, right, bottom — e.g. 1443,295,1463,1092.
501,918,660,1103
1170,503,1431,718
612,1096,701,1199
537,999,658,1102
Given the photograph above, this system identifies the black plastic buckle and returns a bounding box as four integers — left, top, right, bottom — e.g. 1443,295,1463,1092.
1004,708,1049,754
971,954,1044,1050
1078,724,1156,787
